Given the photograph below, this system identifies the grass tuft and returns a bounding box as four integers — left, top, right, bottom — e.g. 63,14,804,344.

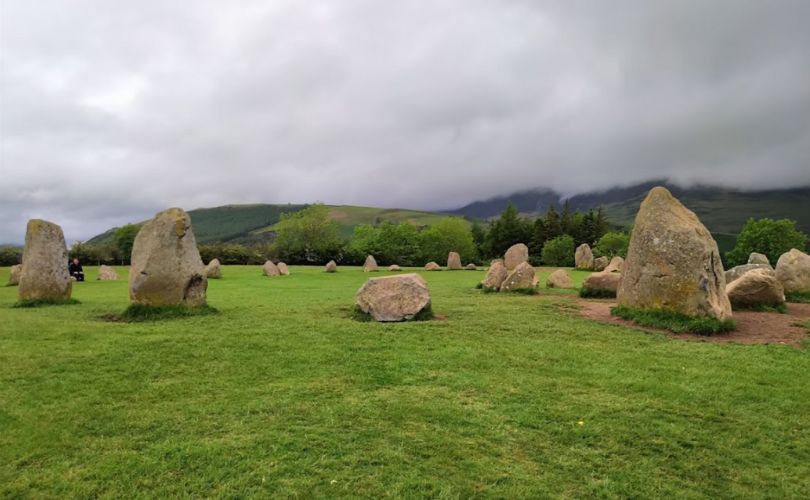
115,304,219,322
350,304,435,322
13,298,80,308
731,302,788,314
610,305,736,335
785,291,810,303
579,287,617,299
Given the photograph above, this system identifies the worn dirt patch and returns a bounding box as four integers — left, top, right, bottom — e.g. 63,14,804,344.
578,299,810,346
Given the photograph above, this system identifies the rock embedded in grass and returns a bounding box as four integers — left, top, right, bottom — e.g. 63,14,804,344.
204,259,221,279
582,271,621,297
389,264,401,272
616,186,732,321
465,263,477,271
500,262,538,293
355,273,431,322
424,261,441,271
447,251,463,270
775,248,810,294
726,268,785,308
363,255,379,272
546,269,573,289
129,208,207,307
325,260,337,273
481,260,508,290
575,244,594,270
262,260,280,277
277,262,290,276
97,265,119,281
504,243,528,271
18,219,72,302
8,264,22,286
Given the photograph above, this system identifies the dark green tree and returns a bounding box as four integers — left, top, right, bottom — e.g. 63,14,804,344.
113,224,140,264
541,234,575,266
725,218,807,267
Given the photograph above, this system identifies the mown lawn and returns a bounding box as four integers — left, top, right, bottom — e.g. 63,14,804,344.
0,266,808,498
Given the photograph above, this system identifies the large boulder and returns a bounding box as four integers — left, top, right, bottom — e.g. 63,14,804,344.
481,260,508,290
424,262,441,271
583,271,621,295
504,243,529,271
546,269,573,289
593,256,609,272
616,187,732,320
604,256,624,273
575,244,594,270
355,273,431,322
277,262,290,276
725,263,772,285
204,259,222,279
389,264,401,272
325,260,337,273
97,265,119,281
363,255,379,272
775,249,810,293
727,268,785,308
129,208,207,307
748,253,770,266
262,260,280,277
18,219,72,301
8,264,22,286
500,262,538,292
447,252,463,270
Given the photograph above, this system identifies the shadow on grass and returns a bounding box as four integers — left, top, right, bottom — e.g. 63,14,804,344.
13,298,81,308
102,304,219,322
579,288,617,299
348,304,435,323
610,305,736,335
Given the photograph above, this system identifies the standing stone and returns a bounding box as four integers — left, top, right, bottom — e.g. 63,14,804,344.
726,268,785,308
97,265,119,281
725,263,772,285
325,260,338,273
8,264,22,286
616,187,732,320
575,244,594,270
389,264,401,271
425,261,441,271
262,260,280,277
775,248,810,293
355,273,431,322
500,262,538,292
593,256,609,272
546,269,573,289
504,244,529,271
129,208,207,307
204,259,222,279
481,260,508,290
277,262,290,276
582,272,622,295
18,219,72,301
363,255,379,272
465,263,477,270
748,253,770,266
604,256,624,273
447,252,463,270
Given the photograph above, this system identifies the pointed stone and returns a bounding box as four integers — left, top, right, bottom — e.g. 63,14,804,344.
18,219,72,301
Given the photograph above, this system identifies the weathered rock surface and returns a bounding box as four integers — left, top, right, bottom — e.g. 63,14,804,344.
389,264,401,272
575,244,594,270
325,260,338,273
504,243,529,271
616,187,732,320
583,271,621,294
593,256,609,272
18,219,72,301
748,253,770,266
775,248,810,293
481,260,508,290
363,255,379,272
465,263,477,270
129,208,207,306
727,268,785,308
204,259,222,279
546,269,573,289
355,273,431,322
425,262,441,271
725,264,772,284
447,252,463,270
500,262,538,292
277,262,290,276
97,265,119,281
263,260,280,277
8,264,22,286
604,256,624,273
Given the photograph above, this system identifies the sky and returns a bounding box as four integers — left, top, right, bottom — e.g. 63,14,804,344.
2,0,810,244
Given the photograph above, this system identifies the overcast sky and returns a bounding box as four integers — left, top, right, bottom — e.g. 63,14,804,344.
2,0,810,243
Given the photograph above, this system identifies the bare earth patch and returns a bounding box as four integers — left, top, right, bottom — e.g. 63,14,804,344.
578,299,810,346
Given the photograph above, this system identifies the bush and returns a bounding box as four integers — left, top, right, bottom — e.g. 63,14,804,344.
541,235,575,266
725,218,807,267
593,231,630,258
0,246,23,266
610,305,736,335
419,218,476,265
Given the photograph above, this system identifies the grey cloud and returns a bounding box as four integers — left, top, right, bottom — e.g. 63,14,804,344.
2,0,809,243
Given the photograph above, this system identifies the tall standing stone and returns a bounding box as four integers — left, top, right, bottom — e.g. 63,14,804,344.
18,219,72,301
481,260,508,290
504,243,528,271
277,262,290,276
204,259,222,279
447,252,463,270
8,264,22,286
129,208,207,307
363,255,379,272
575,244,594,270
616,187,732,320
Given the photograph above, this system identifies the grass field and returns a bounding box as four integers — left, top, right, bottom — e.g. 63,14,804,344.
1,266,809,498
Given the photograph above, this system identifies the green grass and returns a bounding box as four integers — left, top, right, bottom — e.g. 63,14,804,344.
579,287,617,299
0,265,808,497
117,304,220,322
12,297,80,308
731,302,788,314
786,291,810,303
611,305,737,335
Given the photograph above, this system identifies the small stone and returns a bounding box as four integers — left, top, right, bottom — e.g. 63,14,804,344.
604,256,624,273
8,264,22,286
593,256,609,272
97,265,119,281
500,262,538,292
546,269,573,288
204,259,222,279
263,260,280,277
748,252,770,266
425,262,442,271
583,271,621,294
575,244,594,270
389,264,401,271
465,263,477,270
447,252,463,270
363,255,379,272
277,262,290,276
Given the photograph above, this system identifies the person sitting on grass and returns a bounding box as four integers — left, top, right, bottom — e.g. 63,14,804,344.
68,258,85,282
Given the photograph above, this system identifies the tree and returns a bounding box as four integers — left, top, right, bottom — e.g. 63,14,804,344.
593,231,630,258
0,246,22,266
113,224,140,264
471,221,486,261
541,234,575,266
419,217,476,264
274,204,344,264
544,204,562,240
483,202,531,258
528,218,547,265
725,218,807,267
560,199,573,235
